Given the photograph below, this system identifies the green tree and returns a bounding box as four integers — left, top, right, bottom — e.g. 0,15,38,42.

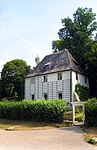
52,7,97,98
35,55,40,66
85,42,97,97
52,40,65,52
52,7,97,68
1,59,31,100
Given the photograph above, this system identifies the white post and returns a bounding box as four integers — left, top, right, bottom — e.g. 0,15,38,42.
71,102,85,125
82,105,85,124
73,105,75,124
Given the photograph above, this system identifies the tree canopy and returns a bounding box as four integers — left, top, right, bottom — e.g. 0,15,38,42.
0,59,31,101
52,7,97,98
52,7,97,67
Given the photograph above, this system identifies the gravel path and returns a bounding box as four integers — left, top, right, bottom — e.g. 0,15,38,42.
0,126,96,150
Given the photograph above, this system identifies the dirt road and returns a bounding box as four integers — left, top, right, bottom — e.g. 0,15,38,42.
0,126,96,150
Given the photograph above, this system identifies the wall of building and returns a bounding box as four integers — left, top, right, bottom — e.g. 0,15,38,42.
25,78,31,99
25,71,71,103
71,71,89,102
47,71,70,82
25,70,89,104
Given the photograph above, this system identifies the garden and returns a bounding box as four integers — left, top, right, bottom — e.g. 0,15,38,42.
0,98,97,145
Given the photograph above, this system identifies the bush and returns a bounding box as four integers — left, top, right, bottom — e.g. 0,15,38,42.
85,98,97,126
75,83,90,101
75,112,83,122
0,99,66,123
87,138,97,145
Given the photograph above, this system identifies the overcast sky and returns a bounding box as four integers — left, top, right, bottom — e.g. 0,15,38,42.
0,0,97,71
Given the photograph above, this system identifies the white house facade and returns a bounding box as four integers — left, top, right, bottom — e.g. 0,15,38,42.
25,49,89,105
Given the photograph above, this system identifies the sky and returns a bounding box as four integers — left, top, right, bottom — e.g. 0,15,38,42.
0,0,97,72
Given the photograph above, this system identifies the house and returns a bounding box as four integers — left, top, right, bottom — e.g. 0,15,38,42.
25,49,89,105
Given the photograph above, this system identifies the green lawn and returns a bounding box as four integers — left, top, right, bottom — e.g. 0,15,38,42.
0,119,68,131
84,127,97,146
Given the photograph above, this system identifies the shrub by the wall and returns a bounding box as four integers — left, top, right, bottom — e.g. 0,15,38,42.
75,83,90,101
85,98,97,126
0,99,66,122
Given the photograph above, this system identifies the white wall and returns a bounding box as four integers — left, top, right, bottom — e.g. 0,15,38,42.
48,73,57,82
72,71,89,102
25,78,31,99
63,71,70,80
31,84,34,95
25,70,89,103
48,71,70,82
78,74,89,87
72,71,78,96
25,70,71,103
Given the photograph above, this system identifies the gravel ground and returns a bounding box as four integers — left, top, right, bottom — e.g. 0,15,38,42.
0,126,97,150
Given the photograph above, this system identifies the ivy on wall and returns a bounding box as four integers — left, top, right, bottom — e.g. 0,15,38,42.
75,83,90,101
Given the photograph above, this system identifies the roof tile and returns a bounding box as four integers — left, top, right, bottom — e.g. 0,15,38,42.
26,49,83,77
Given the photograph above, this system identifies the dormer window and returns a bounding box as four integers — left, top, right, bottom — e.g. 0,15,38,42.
44,62,52,71
58,73,62,80
44,65,49,71
43,75,47,82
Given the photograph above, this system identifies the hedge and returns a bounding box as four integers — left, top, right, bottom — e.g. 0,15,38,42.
0,99,66,122
85,98,97,126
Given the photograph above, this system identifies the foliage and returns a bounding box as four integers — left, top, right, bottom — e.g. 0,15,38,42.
0,99,66,123
52,40,65,52
75,106,83,122
87,138,97,145
35,55,40,66
85,42,97,98
52,7,97,65
75,83,90,101
0,59,31,100
85,98,97,126
52,7,97,98
75,112,83,122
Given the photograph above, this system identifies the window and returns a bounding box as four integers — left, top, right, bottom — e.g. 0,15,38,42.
58,73,62,80
32,95,35,100
43,75,47,82
58,93,62,99
44,62,51,71
44,65,49,71
44,93,48,100
85,76,87,83
76,72,78,80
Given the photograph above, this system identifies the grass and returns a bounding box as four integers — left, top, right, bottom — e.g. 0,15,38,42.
84,127,97,146
0,109,73,131
0,119,69,131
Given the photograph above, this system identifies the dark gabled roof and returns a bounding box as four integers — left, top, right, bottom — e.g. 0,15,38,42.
26,49,83,78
